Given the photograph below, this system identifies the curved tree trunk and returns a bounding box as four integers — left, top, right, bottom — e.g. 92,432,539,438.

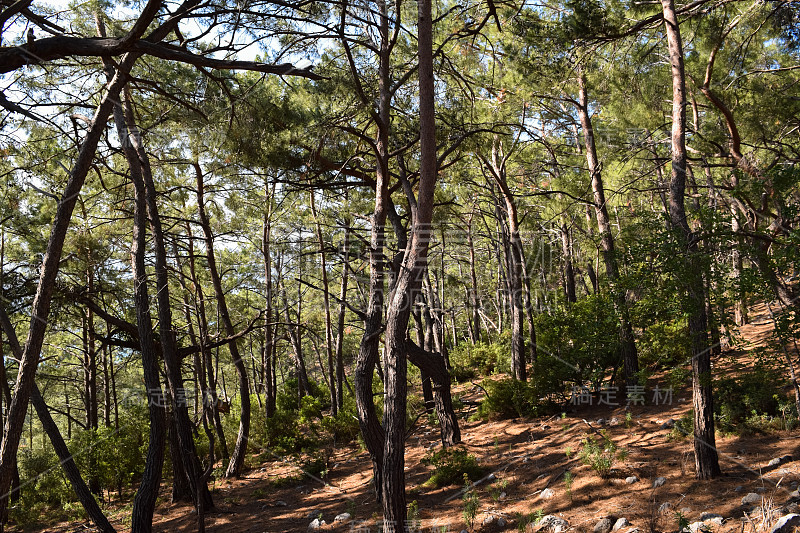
0,51,140,530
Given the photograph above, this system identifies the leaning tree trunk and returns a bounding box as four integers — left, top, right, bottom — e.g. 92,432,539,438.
0,53,139,530
662,0,721,479
194,164,251,479
0,309,115,533
576,68,639,386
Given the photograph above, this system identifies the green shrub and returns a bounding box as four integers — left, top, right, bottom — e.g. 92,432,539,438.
421,447,483,487
715,369,790,434
475,377,557,420
578,431,626,477
450,340,508,381
320,397,361,443
533,294,621,395
668,411,694,440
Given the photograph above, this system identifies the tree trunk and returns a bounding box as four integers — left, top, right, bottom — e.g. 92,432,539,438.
0,308,115,533
576,68,639,386
122,89,214,517
661,0,721,479
0,52,139,530
194,164,251,479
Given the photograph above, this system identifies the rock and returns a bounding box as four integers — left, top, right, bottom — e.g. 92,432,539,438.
770,514,800,533
536,515,569,533
597,418,607,425
334,513,351,522
680,508,692,515
756,487,767,493
523,457,530,463
613,518,631,530
788,489,800,501
769,455,793,468
783,503,800,514
498,517,507,527
734,486,744,492
626,529,640,533
594,517,616,533
700,513,724,525
542,425,551,430
487,473,497,482
461,530,469,533
742,493,762,505
778,468,792,475
653,477,667,488
625,476,638,484
660,419,675,430
687,521,710,533
275,500,288,507
308,518,325,530
483,515,496,526
540,488,555,499
499,491,507,500
610,417,621,426
658,502,673,514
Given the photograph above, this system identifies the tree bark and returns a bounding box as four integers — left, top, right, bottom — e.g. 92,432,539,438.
661,0,721,479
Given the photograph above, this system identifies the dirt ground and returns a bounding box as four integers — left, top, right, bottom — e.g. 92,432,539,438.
24,301,800,533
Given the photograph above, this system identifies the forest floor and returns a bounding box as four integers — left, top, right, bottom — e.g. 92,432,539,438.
32,301,800,533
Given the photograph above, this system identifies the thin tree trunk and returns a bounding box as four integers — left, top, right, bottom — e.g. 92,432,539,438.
561,219,577,303
484,139,527,381
576,68,639,386
334,223,350,412
193,163,250,479
185,223,229,465
262,182,277,417
309,190,337,416
662,0,721,480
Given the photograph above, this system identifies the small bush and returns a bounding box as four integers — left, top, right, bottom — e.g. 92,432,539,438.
715,369,791,434
421,447,483,487
461,473,480,529
475,377,557,420
668,411,693,440
450,341,508,381
578,431,626,477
